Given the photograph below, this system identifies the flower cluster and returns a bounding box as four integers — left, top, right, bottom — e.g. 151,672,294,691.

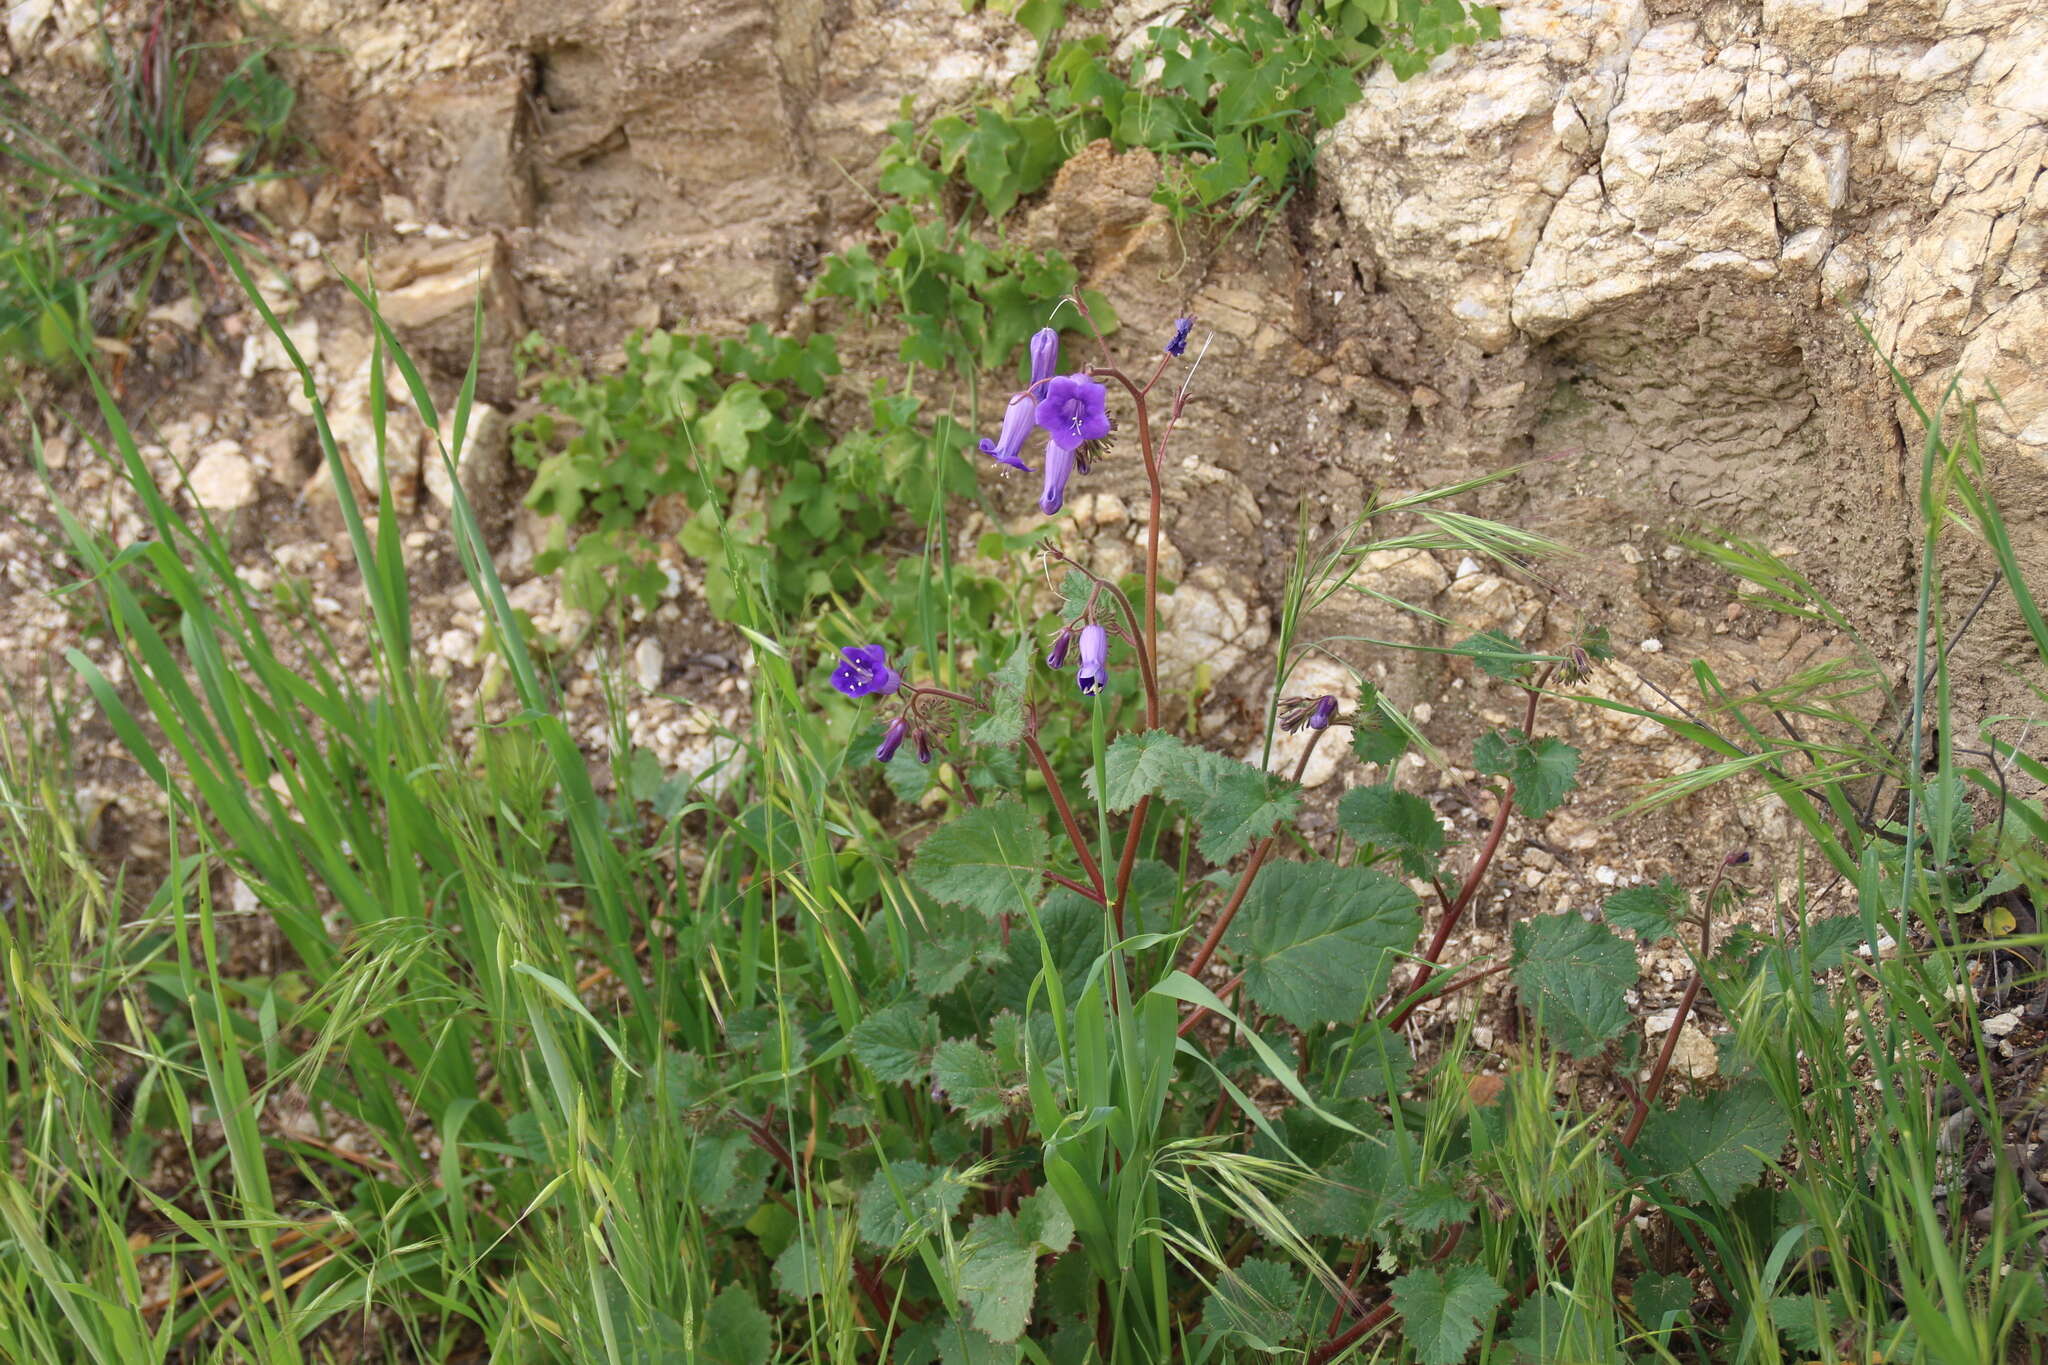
975,326,1113,516
1276,694,1340,733
1045,623,1110,696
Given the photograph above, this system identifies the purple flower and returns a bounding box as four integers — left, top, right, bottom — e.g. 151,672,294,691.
1029,327,1059,388
1046,626,1074,670
1076,624,1108,695
829,645,902,699
978,393,1036,472
914,728,935,764
1165,316,1194,357
1308,695,1338,731
875,716,909,762
1278,695,1342,733
1035,375,1111,452
1039,440,1076,515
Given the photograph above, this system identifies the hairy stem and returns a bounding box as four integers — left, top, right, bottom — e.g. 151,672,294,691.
1026,729,1109,911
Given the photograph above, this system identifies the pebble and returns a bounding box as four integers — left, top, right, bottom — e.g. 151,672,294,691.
1639,638,1664,653
635,637,666,691
187,442,259,510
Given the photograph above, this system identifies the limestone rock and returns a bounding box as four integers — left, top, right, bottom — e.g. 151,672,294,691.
187,442,259,511
423,402,511,515
1157,565,1271,691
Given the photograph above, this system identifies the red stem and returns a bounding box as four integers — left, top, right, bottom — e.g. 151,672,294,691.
1025,729,1109,913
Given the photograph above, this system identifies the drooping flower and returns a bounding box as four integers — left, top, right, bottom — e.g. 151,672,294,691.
1165,316,1194,357
978,392,1036,472
1076,624,1108,695
914,728,935,764
874,716,909,762
1277,694,1341,733
1035,375,1111,452
1039,440,1077,515
1307,695,1339,731
1046,626,1074,670
830,645,902,699
1028,327,1059,388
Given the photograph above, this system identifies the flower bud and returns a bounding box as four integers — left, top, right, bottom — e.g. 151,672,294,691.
1046,626,1074,670
1029,327,1060,387
1307,695,1338,731
874,716,909,763
914,728,935,764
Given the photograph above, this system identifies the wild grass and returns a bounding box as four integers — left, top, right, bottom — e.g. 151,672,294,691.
1,236,2044,1363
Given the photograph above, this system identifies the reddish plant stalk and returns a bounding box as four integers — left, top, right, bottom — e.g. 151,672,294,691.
1025,729,1110,914
1383,664,1556,1033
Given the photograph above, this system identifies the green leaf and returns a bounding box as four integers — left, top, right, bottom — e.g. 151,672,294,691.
857,1160,970,1250
1336,782,1444,878
848,1002,939,1084
1511,913,1636,1058
957,1191,1074,1342
772,1236,828,1299
700,382,773,469
1393,1264,1507,1365
1768,1294,1829,1352
699,1286,773,1365
1349,698,1410,765
1090,731,1300,861
1229,862,1420,1030
1631,1082,1791,1204
1201,1257,1313,1352
1630,1272,1693,1331
1289,1135,1411,1239
912,901,1009,996
971,638,1033,746
1474,729,1580,819
1602,877,1687,941
1454,628,1538,680
910,798,1048,920
931,1039,1010,1128
1393,1180,1474,1234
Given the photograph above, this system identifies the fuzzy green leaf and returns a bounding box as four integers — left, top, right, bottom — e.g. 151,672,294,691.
1392,1264,1507,1365
699,1286,773,1365
1229,862,1420,1030
1337,782,1445,878
1091,731,1300,861
1630,1272,1693,1331
1090,730,1195,810
1201,1257,1313,1352
1602,877,1687,941
970,638,1034,746
1289,1136,1411,1240
1455,629,1538,680
910,798,1047,920
1512,913,1636,1058
957,1191,1073,1342
1474,728,1580,819
1631,1082,1790,1205
847,1001,939,1084
857,1160,969,1250
931,1039,1010,1128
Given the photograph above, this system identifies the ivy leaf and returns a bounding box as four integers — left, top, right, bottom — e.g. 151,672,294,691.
1229,862,1420,1030
1473,728,1580,819
1602,877,1687,942
1391,1264,1508,1365
911,798,1047,920
931,1039,1010,1128
1511,913,1636,1058
1630,1082,1791,1205
699,1286,773,1365
971,638,1034,747
957,1191,1073,1342
847,1001,939,1084
857,1160,969,1250
1337,783,1444,878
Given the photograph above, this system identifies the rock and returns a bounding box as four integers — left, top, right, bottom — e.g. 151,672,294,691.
1156,565,1271,690
1261,654,1355,789
423,402,511,514
147,295,205,332
634,637,666,691
413,72,534,226
186,442,259,511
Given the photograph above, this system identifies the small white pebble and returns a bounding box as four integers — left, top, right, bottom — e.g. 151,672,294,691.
1594,865,1620,886
1639,638,1664,653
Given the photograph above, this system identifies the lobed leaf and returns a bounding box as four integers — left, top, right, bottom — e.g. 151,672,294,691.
1511,913,1636,1058
1228,862,1420,1030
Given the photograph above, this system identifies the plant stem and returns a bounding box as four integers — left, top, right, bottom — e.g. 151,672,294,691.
1025,729,1109,910
1384,664,1556,1033
1179,727,1329,988
1046,870,1106,905
1621,856,1732,1147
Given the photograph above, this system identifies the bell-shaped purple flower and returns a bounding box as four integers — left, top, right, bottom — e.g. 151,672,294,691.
1308,695,1339,731
830,645,902,699
1165,316,1194,357
1029,327,1059,388
1039,440,1076,515
1075,624,1109,696
978,392,1036,472
914,728,935,764
1035,375,1111,453
1046,626,1074,670
875,716,909,762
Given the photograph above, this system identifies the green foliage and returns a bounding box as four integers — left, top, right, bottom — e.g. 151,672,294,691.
957,1191,1075,1340
1511,913,1637,1058
1602,876,1688,941
908,797,1050,918
1474,727,1580,819
1089,729,1301,860
1336,781,1444,877
1630,1083,1793,1205
512,325,915,618
1228,861,1419,1029
1391,1263,1508,1365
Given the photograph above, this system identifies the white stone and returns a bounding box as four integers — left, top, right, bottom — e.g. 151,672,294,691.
187,443,259,511
635,637,666,691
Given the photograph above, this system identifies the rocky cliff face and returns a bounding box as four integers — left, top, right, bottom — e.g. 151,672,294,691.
215,0,2048,730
